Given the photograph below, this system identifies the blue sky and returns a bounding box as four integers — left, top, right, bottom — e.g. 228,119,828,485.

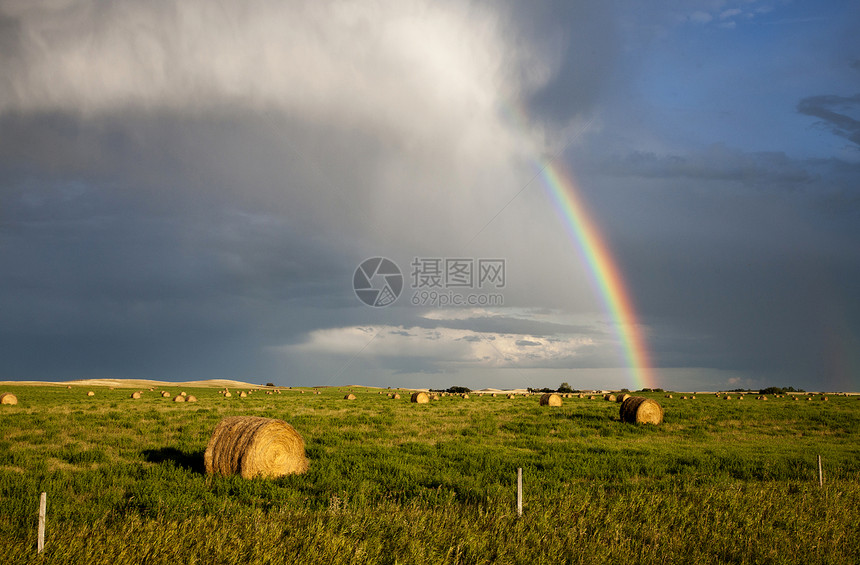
1,0,858,392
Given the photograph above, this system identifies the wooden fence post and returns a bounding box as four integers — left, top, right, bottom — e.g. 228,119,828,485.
38,491,46,554
818,455,823,487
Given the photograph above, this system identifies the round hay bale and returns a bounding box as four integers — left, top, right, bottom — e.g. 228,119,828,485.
491,393,497,397
0,393,18,405
161,391,170,398
130,391,141,399
224,392,232,398
180,391,187,397
204,416,309,479
588,395,596,400
67,385,72,389
344,393,356,400
539,393,562,407
604,394,616,402
665,394,673,399
506,394,515,399
821,396,828,401
186,395,198,402
462,393,470,399
392,393,401,399
724,395,732,400
620,396,664,425
87,391,95,397
617,394,630,403
690,395,696,400
239,392,247,398
411,392,430,404
173,395,186,403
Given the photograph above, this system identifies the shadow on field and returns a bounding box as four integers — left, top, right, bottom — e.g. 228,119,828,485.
142,447,205,474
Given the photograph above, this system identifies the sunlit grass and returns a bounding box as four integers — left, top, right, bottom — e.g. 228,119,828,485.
0,385,858,563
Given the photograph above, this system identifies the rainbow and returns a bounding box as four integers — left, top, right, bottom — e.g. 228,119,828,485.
537,160,657,390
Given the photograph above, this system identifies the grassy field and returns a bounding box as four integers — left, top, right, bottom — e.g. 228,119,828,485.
0,385,858,564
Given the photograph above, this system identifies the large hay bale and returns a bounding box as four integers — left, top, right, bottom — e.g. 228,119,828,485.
180,391,187,397
173,395,186,403
461,393,470,399
604,394,617,402
87,391,95,397
539,393,562,407
392,393,401,399
0,393,18,405
186,395,198,402
239,391,247,398
224,392,232,398
617,394,631,403
204,416,309,479
130,392,141,399
620,396,664,425
411,392,430,404
344,393,356,400
161,391,170,398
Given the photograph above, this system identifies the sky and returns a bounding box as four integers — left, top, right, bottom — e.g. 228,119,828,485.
1,0,858,392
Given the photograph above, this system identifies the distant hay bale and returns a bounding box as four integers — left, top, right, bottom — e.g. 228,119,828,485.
87,391,95,397
204,416,309,479
604,394,616,402
539,393,562,407
821,396,828,401
588,395,595,400
161,392,170,398
344,393,356,400
224,392,232,398
620,396,664,425
186,395,198,402
392,393,401,399
130,392,141,399
173,395,186,403
690,395,696,400
665,394,673,399
617,394,630,403
462,394,470,399
0,393,18,405
578,393,584,399
724,395,731,400
411,392,430,404
239,392,247,398
180,392,187,397
491,393,497,397
67,385,71,389
507,394,515,399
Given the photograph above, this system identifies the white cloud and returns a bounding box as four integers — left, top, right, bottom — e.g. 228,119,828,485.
280,324,595,368
720,8,743,20
689,11,714,24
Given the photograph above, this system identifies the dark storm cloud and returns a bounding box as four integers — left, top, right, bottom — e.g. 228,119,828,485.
505,0,618,123
797,93,860,147
581,144,816,187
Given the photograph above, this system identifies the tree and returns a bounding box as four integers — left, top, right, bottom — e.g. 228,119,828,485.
558,382,573,393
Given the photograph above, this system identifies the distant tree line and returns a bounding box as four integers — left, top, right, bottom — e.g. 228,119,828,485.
759,386,805,395
430,386,472,393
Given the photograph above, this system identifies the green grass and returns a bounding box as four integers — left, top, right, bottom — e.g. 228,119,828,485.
1,386,858,564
